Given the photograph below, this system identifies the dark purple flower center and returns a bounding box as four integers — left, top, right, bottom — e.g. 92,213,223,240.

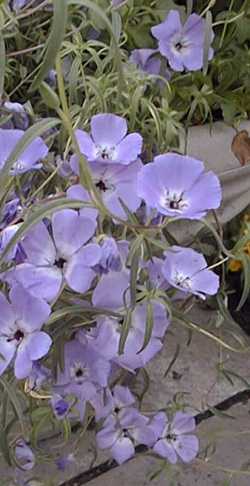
55,257,66,269
14,329,24,342
75,368,84,378
100,149,110,160
114,407,120,414
96,180,108,192
55,399,69,417
169,200,182,210
175,42,183,51
166,433,177,441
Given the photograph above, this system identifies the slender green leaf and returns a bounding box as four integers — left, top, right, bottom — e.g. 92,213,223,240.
39,81,60,109
203,10,213,75
237,253,250,311
186,0,193,18
112,11,122,42
0,424,11,466
164,344,181,378
138,299,154,353
0,30,5,98
30,0,68,90
0,377,26,437
119,308,133,355
69,0,125,91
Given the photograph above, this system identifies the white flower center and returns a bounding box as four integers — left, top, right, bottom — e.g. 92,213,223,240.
171,33,190,54
70,361,88,384
160,189,188,213
95,144,117,161
11,160,26,172
173,271,192,290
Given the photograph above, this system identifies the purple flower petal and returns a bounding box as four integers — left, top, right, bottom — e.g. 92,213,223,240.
66,184,98,221
14,343,33,379
153,438,178,463
21,222,56,266
25,331,52,360
0,339,16,375
111,436,135,464
6,263,63,302
52,210,96,258
64,243,101,294
92,269,130,309
75,129,96,159
15,440,35,471
91,114,127,146
174,434,199,463
115,134,143,165
10,284,51,332
172,412,196,434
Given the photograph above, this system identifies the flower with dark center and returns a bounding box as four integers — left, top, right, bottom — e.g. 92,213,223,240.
152,10,214,72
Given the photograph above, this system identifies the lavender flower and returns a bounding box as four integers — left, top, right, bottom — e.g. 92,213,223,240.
151,10,214,72
162,246,219,299
0,197,21,229
0,284,51,379
89,301,169,372
56,453,76,471
3,101,29,130
95,236,122,274
129,49,161,76
92,385,135,421
5,210,101,301
0,128,48,174
137,153,221,219
51,394,71,420
71,159,143,219
0,223,22,261
27,361,51,391
54,338,111,422
153,411,199,463
15,439,35,470
75,113,142,165
96,407,154,464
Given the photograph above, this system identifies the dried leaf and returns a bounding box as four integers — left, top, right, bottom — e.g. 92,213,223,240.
231,130,250,166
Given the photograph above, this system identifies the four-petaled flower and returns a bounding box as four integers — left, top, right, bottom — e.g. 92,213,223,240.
75,113,142,165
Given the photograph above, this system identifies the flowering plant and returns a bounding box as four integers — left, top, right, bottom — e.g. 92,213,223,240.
0,0,250,485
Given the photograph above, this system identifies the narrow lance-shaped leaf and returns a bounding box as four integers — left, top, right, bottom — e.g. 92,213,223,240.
203,10,213,76
0,30,5,98
30,0,68,90
138,299,154,354
69,0,125,92
119,308,133,355
0,377,27,438
236,253,250,311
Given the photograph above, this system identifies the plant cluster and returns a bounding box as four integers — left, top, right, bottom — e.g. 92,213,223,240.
0,0,249,484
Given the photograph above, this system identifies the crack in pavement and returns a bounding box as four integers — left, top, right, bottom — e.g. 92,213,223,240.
60,389,250,486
